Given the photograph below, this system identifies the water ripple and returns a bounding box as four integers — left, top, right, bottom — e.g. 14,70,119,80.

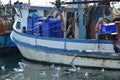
0,55,120,80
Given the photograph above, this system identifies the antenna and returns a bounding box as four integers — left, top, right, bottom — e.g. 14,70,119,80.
9,0,11,6
55,0,61,9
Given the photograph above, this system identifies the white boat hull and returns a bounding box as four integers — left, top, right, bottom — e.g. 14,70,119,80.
11,30,120,69
17,44,120,69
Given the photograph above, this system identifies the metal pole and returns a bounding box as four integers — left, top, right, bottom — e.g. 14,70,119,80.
9,0,11,6
28,0,31,5
78,0,85,39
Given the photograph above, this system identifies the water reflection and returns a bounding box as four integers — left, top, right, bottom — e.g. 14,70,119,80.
0,55,120,80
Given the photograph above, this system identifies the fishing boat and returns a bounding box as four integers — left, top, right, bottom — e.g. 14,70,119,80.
11,0,120,69
0,0,20,57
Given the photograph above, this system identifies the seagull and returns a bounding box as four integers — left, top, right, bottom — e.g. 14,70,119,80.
101,68,105,73
85,72,89,77
77,67,80,72
67,67,77,72
52,72,59,78
39,71,46,77
63,66,77,73
63,69,71,74
55,66,61,72
51,64,55,69
13,62,28,73
63,55,78,73
1,65,5,71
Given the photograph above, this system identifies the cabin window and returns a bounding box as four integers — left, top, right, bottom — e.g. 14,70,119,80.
16,21,21,29
66,12,75,38
44,10,53,17
29,9,37,13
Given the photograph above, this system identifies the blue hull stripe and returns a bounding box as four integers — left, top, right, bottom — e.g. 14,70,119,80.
12,36,116,58
12,37,81,55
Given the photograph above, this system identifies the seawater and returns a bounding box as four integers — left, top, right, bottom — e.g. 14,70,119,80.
0,54,120,80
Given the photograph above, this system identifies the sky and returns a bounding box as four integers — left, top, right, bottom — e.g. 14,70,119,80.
1,0,120,8
0,0,72,5
1,0,55,6
0,0,73,7
1,0,27,5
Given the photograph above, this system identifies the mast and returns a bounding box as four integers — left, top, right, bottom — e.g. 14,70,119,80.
78,0,85,39
9,0,11,6
28,0,31,5
55,0,61,10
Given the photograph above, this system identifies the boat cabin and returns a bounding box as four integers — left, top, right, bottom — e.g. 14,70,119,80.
12,1,120,41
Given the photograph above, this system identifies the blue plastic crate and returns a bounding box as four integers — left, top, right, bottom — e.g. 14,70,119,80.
33,18,42,36
54,19,63,38
27,18,33,34
42,18,56,37
101,23,116,34
42,20,51,37
49,19,56,37
41,18,63,37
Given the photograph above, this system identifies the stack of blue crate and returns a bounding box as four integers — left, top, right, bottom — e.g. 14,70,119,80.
27,17,63,37
42,18,63,38
27,17,43,35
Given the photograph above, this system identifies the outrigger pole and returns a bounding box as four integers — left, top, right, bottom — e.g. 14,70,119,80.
64,0,120,4
54,0,120,9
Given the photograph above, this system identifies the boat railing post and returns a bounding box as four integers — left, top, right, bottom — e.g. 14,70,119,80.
64,31,67,51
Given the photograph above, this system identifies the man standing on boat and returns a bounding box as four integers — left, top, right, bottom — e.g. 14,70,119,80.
95,17,104,39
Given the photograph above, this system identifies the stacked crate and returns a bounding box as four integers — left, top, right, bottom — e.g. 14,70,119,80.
42,18,55,37
27,17,63,38
42,18,63,38
27,17,33,35
33,18,42,36
54,19,63,38
27,17,42,35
